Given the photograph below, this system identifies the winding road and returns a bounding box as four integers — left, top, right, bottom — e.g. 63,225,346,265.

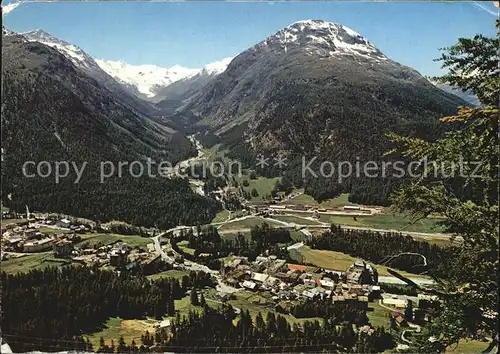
377,299,421,343
150,228,241,294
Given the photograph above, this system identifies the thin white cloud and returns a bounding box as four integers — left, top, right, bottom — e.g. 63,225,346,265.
471,1,498,17
2,1,22,17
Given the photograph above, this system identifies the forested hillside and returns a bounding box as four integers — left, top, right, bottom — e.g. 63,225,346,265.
178,20,468,205
2,267,214,352
307,224,458,277
1,32,220,228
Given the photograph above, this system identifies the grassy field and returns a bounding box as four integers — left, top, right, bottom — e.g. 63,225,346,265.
286,192,354,208
318,214,445,234
445,339,491,353
292,247,356,271
170,294,220,320
410,234,460,247
217,216,283,233
219,230,251,241
89,293,218,347
240,177,280,200
85,317,157,349
2,252,71,274
281,192,446,234
290,230,307,242
1,218,29,226
175,295,205,314
220,228,305,243
75,233,152,248
1,201,9,212
177,240,195,255
38,227,66,234
147,269,190,281
199,143,235,165
295,246,425,278
269,215,324,226
366,302,390,329
211,210,231,223
226,290,322,326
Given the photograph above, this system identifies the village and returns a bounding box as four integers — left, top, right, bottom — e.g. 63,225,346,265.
1,210,163,273
216,254,438,329
1,207,443,351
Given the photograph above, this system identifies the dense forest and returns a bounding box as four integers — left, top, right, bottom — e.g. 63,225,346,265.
151,306,394,353
307,224,458,276
1,37,221,229
1,267,214,352
224,145,447,206
173,223,292,266
290,298,368,321
3,265,395,353
91,305,394,353
215,72,464,206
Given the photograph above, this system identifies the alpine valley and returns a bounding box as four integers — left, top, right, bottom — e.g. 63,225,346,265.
2,10,498,354
2,20,470,225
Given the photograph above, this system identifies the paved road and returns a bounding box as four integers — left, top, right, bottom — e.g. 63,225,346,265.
151,229,241,294
213,211,437,285
377,299,421,344
302,223,459,243
287,242,304,250
213,210,456,243
265,216,314,239
29,222,71,232
151,234,175,263
151,204,440,291
268,205,379,217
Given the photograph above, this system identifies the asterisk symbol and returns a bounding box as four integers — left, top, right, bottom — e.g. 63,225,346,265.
274,155,287,168
255,154,269,169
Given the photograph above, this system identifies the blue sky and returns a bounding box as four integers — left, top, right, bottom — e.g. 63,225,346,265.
3,1,498,76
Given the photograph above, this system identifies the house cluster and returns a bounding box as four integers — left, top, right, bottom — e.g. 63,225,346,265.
71,240,160,271
1,214,162,272
2,210,93,229
346,259,378,284
259,203,374,217
220,256,382,312
1,210,31,220
1,216,89,256
382,292,440,327
218,253,441,331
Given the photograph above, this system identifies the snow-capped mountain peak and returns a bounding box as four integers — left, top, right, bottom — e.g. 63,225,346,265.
2,26,17,37
96,57,234,99
20,28,156,113
95,59,200,98
201,57,234,75
258,19,386,60
22,29,98,70
23,29,53,41
19,27,234,101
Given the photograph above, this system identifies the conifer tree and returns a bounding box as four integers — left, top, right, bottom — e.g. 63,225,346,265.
199,293,206,307
265,312,277,336
388,19,499,352
190,288,199,306
404,300,414,322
